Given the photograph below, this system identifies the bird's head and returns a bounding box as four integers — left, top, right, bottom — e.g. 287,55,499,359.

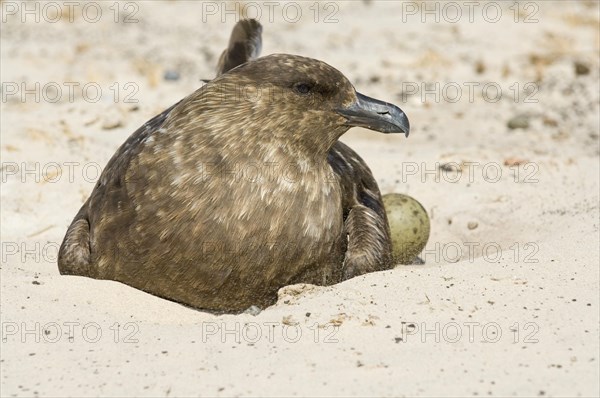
203,54,409,154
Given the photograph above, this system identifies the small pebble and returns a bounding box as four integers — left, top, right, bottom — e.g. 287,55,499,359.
507,114,530,130
101,120,123,130
243,305,262,316
574,61,590,76
467,221,478,230
101,109,123,130
504,157,528,167
475,60,486,74
439,163,461,172
164,70,181,81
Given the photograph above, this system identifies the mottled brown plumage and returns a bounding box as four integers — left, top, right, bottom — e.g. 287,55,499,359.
58,21,409,313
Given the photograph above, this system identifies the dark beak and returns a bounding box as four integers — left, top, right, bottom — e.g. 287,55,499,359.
337,92,410,136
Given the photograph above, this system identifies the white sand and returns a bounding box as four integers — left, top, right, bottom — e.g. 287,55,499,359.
1,1,599,396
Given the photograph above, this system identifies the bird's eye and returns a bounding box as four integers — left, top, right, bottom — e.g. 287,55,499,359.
294,83,312,95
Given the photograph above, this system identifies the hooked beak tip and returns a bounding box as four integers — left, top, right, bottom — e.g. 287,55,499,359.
338,92,410,136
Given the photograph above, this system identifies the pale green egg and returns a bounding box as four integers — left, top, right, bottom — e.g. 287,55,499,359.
383,193,430,264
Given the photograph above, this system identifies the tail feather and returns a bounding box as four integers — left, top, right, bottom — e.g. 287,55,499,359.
216,19,263,76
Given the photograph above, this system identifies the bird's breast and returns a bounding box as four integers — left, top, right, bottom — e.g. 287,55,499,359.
135,138,345,262
215,160,343,241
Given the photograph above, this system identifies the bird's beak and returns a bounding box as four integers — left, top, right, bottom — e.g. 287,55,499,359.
337,92,410,136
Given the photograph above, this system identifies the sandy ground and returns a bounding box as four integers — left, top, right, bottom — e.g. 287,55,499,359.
1,1,599,397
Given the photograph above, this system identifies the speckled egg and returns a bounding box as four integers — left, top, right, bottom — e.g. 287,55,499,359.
382,193,430,264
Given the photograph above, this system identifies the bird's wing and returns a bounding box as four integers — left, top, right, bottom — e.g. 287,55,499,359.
216,19,263,76
58,101,180,277
328,141,392,275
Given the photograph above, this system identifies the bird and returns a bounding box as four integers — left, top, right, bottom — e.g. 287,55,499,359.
58,20,410,313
